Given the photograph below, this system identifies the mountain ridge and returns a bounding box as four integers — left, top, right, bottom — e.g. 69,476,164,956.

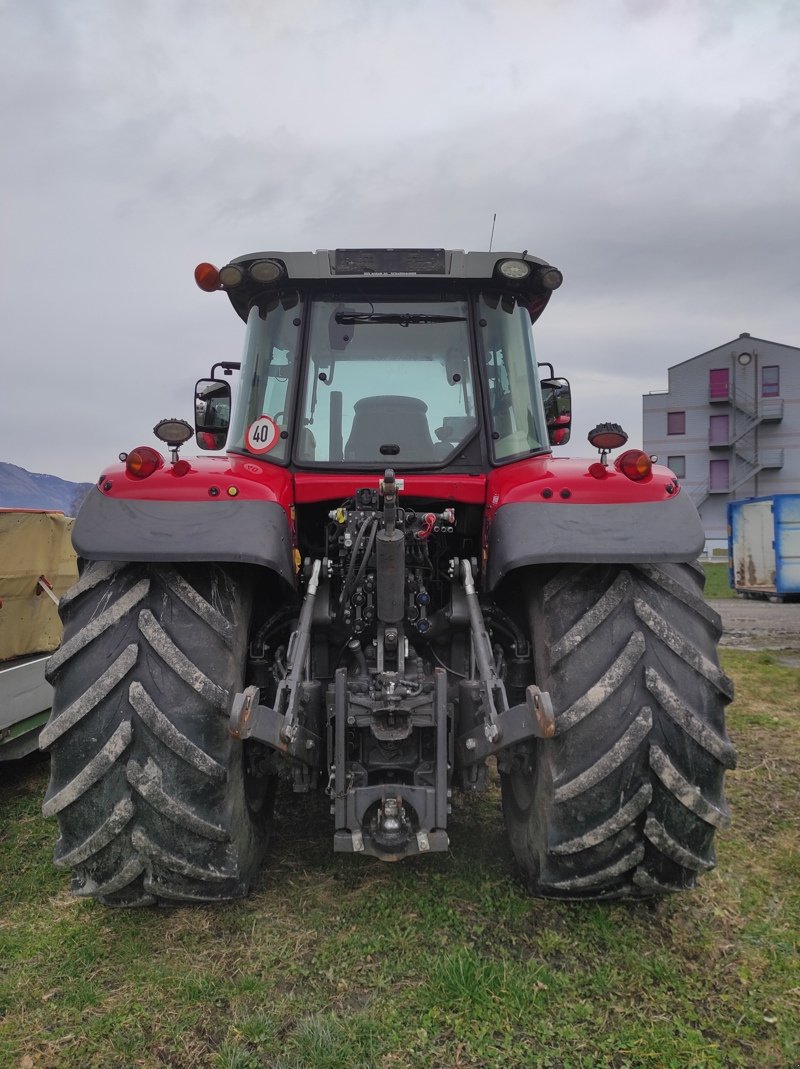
0,461,93,516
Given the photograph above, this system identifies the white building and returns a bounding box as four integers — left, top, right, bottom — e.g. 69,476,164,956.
643,333,800,552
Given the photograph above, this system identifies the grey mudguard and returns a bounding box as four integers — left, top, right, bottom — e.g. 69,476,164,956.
487,493,704,590
72,491,295,587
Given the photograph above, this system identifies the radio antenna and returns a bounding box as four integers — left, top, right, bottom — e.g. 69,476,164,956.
488,212,497,251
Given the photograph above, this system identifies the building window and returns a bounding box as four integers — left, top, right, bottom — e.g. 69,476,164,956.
667,455,685,478
709,413,729,445
667,411,685,435
709,368,729,399
709,459,729,492
762,365,780,397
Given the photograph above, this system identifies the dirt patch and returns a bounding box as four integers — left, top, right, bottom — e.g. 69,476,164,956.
708,597,800,664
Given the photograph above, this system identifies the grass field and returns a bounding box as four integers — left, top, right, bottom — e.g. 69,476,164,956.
1,650,798,1069
702,562,735,599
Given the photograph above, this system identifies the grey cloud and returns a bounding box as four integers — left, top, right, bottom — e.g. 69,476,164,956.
1,0,798,479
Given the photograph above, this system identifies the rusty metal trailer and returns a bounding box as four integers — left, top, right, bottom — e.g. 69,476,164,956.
728,494,800,601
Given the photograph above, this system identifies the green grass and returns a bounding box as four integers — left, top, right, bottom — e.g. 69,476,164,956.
1,651,798,1068
703,561,735,598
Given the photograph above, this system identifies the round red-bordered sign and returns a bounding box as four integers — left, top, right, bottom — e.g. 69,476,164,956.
246,416,279,454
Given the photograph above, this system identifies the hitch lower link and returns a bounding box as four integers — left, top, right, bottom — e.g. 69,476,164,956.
229,559,322,765
454,558,555,766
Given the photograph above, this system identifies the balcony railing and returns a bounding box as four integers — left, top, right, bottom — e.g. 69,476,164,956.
707,384,784,422
707,449,785,494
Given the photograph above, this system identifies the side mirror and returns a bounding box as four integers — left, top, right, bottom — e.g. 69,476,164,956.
540,376,571,446
195,378,232,450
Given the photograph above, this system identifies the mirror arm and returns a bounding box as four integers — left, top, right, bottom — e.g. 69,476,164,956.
210,361,241,379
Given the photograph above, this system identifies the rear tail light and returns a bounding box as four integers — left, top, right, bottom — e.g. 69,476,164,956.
615,449,653,482
125,446,163,479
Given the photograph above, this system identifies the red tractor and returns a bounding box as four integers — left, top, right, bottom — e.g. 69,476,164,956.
42,248,735,906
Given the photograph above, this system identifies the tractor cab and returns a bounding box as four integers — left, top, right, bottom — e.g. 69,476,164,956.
193,249,570,471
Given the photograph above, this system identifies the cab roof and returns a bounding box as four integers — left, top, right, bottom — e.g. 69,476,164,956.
220,249,562,324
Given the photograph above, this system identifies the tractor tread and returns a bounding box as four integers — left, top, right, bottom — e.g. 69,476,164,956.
43,720,133,816
644,814,714,872
129,681,227,780
554,708,652,801
58,560,124,609
633,868,688,894
559,631,645,731
637,563,722,632
138,608,228,710
551,783,652,854
46,578,150,679
649,743,731,828
634,596,733,697
550,571,631,666
549,844,645,892
126,757,230,841
39,645,138,748
53,797,135,869
72,856,146,899
645,667,736,767
131,825,236,882
160,567,234,646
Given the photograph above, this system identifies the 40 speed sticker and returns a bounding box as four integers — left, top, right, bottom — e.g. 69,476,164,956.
246,415,280,454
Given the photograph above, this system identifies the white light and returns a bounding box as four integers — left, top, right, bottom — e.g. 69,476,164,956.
249,260,283,283
219,264,244,287
540,267,564,290
498,259,531,280
153,418,194,446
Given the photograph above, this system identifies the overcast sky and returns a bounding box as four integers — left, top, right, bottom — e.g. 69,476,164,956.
2,0,798,482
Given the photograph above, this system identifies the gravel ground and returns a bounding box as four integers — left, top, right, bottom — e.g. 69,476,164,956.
708,597,800,666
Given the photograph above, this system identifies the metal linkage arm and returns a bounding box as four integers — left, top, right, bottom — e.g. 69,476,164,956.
457,558,555,767
229,559,322,766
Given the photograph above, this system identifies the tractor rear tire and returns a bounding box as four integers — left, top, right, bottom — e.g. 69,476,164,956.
41,561,275,906
501,562,736,899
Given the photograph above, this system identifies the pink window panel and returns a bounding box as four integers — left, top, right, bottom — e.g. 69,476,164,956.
709,414,729,445
709,368,729,399
709,459,729,491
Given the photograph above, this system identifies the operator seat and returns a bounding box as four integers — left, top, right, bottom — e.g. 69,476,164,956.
344,395,434,461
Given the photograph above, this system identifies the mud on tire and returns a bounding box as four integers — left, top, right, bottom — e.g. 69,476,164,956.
41,561,274,906
501,562,736,899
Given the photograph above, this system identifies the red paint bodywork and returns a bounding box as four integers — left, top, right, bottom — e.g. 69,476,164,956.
99,450,681,516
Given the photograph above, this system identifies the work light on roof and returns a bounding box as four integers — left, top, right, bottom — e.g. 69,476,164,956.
249,259,284,283
497,259,532,280
219,264,245,288
539,267,564,291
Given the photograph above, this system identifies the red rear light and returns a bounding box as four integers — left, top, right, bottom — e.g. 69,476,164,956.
194,262,221,292
126,447,163,479
615,449,653,482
